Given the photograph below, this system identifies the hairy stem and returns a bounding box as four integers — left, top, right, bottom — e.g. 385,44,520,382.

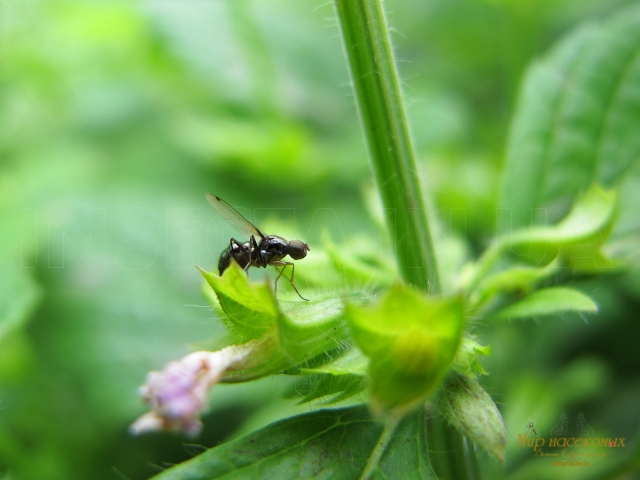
333,2,477,479
333,0,439,293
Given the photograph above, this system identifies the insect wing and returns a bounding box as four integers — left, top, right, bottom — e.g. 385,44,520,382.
205,194,264,239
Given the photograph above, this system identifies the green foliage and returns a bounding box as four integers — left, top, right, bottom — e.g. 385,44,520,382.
500,3,640,229
471,260,559,307
153,406,435,480
1,0,640,479
180,1,640,477
324,234,397,288
196,263,467,415
502,185,617,268
463,184,619,299
0,268,41,342
285,373,367,405
286,349,369,404
199,262,356,382
492,287,597,321
345,285,464,412
180,266,504,478
452,337,492,376
199,264,278,341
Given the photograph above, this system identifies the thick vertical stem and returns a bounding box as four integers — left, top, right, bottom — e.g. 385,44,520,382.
426,411,475,480
333,0,439,293
333,2,478,478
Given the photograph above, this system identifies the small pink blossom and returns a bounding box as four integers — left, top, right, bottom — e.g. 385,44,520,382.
130,339,268,436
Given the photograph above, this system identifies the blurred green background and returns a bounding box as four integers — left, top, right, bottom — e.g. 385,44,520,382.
1,0,638,479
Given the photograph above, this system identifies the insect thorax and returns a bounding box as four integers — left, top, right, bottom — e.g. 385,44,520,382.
260,235,288,262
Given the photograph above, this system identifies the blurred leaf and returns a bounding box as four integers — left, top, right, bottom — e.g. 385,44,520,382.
324,233,396,288
472,259,559,307
504,185,618,267
0,331,34,383
501,357,613,477
345,284,464,411
0,267,41,343
463,185,619,295
453,336,492,376
493,287,597,321
434,372,507,462
152,405,435,480
427,154,498,244
175,117,309,172
419,181,471,295
173,115,368,187
500,4,640,229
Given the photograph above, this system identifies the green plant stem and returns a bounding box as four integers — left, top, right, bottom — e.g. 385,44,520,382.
464,437,483,480
426,412,474,480
461,241,503,294
333,2,478,478
333,0,439,293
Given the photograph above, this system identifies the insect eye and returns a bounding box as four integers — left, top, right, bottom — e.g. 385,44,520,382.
288,240,309,260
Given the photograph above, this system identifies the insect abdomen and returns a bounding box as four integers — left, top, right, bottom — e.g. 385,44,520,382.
218,244,251,274
218,249,232,275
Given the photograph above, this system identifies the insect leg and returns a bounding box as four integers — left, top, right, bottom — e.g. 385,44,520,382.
273,265,284,296
250,235,263,267
272,261,308,301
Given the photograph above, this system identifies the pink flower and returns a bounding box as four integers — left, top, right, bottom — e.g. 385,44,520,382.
130,339,270,436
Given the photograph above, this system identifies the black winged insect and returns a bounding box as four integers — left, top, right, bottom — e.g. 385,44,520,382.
206,194,310,301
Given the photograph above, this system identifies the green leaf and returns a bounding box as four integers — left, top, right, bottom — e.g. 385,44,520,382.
471,259,559,307
285,374,367,405
277,294,351,359
433,372,507,463
300,347,369,377
500,4,640,229
493,287,597,321
463,185,618,293
199,262,279,341
505,185,618,267
286,349,369,404
365,408,436,480
345,284,464,411
200,263,365,383
151,405,435,480
0,267,41,343
452,336,492,377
